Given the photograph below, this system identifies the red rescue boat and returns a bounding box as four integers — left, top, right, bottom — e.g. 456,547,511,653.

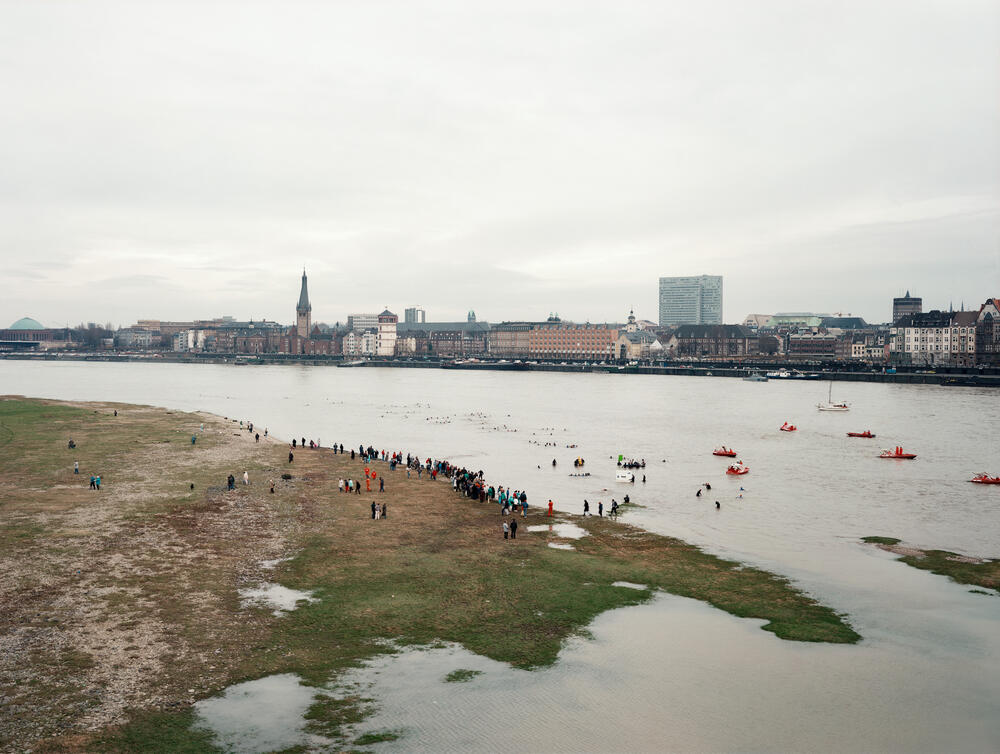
713,447,737,457
970,474,1000,484
726,463,750,475
847,431,875,438
880,446,916,459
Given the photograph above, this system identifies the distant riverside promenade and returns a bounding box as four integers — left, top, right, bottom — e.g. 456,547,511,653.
3,351,1000,387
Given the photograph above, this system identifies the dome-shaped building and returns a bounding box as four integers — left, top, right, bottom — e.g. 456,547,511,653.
9,316,44,330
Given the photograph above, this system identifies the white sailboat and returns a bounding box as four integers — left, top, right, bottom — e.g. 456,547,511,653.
817,382,849,411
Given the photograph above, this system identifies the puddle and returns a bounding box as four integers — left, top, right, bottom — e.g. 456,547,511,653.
612,581,648,590
239,583,317,616
193,673,328,753
527,522,588,539
548,542,575,550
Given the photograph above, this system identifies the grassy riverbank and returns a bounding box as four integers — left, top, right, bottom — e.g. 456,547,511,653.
862,536,999,593
1,397,859,752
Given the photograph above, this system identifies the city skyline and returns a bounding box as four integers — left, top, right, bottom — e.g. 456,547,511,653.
2,2,998,326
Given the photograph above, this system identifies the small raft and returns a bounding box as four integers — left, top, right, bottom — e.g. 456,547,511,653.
970,474,1000,484
880,446,916,459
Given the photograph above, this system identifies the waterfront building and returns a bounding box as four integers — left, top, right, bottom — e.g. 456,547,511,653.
527,320,618,361
115,327,159,349
665,325,757,358
0,317,75,351
892,291,922,323
487,322,535,359
376,310,398,357
404,307,426,324
975,298,1000,365
395,320,490,358
889,310,978,365
296,269,312,338
615,311,661,360
658,275,722,326
787,332,839,359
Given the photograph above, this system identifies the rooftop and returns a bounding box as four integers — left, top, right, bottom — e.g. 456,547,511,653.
9,317,44,330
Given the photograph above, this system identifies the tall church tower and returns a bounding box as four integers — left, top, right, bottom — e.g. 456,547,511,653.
296,269,312,338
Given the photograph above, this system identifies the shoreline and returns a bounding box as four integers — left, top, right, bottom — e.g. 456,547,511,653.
2,352,998,388
2,396,861,751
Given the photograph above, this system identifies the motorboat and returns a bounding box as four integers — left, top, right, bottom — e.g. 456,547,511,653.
847,431,876,438
880,447,916,459
970,474,1000,484
766,369,792,379
817,382,849,411
713,447,737,457
779,422,797,432
743,371,768,382
726,463,750,475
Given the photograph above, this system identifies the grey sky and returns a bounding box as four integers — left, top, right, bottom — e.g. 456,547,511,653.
2,1,998,327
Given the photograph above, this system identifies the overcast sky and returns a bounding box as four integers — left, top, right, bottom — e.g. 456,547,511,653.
2,1,998,328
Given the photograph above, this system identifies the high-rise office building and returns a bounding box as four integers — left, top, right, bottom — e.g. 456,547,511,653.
658,275,723,326
892,291,922,323
404,307,426,324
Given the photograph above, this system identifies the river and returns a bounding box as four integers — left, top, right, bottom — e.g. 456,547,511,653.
2,360,998,751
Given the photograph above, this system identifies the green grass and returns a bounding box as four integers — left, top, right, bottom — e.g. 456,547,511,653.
861,536,901,545
444,669,483,683
863,536,999,593
354,730,402,745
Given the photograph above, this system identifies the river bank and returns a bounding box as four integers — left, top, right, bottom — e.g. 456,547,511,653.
3,352,998,387
0,397,859,752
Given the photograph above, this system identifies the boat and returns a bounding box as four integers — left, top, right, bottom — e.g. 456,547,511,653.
766,369,792,379
743,370,768,382
779,422,797,432
880,446,916,459
726,463,750,475
970,474,1000,484
847,431,876,438
817,382,849,411
713,447,737,457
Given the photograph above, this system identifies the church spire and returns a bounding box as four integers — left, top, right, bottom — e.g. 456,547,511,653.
297,268,311,313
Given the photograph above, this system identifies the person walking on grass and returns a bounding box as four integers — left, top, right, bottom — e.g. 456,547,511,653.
379,477,384,493
510,518,517,539
89,475,96,490
288,451,294,463
95,475,101,491
583,500,590,516
243,471,249,486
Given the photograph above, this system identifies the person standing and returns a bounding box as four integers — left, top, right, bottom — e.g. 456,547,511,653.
598,501,603,517
583,500,590,516
371,501,377,519
95,475,101,491
288,451,294,463
379,477,384,493
548,499,554,516
74,461,79,475
243,471,249,486
510,518,517,539
382,503,388,519
503,521,509,540
255,433,260,443
89,475,96,490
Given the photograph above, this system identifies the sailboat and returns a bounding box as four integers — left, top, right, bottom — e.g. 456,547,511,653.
817,382,849,411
